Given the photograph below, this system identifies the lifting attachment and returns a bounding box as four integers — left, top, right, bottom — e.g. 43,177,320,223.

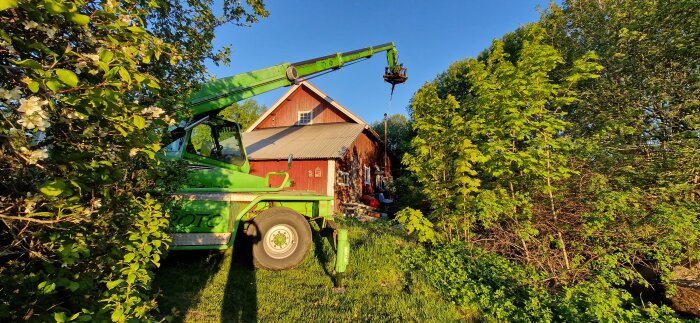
384,63,407,97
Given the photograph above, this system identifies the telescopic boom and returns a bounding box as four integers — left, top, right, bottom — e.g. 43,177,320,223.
187,42,407,117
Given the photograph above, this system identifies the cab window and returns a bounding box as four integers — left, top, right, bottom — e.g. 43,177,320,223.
186,118,245,165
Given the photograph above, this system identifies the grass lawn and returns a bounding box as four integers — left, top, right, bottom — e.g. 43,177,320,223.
153,219,472,322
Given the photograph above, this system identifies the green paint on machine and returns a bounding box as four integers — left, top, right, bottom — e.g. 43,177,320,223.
163,43,406,275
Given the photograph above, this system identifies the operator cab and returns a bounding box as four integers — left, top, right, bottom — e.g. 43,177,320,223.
164,115,247,167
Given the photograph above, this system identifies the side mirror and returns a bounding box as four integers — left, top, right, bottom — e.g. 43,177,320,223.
287,154,293,169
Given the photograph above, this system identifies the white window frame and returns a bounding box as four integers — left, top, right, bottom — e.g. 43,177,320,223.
337,171,349,186
376,174,384,190
298,110,313,125
364,165,371,185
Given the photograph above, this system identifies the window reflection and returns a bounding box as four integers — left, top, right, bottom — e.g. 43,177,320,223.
185,118,246,165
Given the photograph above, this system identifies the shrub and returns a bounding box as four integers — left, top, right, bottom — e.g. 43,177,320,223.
0,0,266,320
402,242,681,322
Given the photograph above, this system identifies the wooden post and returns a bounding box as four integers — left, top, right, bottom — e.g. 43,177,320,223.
383,113,388,174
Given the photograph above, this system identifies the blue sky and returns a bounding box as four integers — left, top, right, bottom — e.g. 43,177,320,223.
208,0,551,124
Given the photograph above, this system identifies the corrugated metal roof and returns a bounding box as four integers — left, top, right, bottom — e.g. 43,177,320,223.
242,123,366,160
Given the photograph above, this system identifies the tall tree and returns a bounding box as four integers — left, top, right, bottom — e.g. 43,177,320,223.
543,0,699,191
540,0,700,290
401,0,699,296
221,98,266,129
403,24,601,277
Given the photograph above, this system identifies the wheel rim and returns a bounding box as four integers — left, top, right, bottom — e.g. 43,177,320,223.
263,224,298,259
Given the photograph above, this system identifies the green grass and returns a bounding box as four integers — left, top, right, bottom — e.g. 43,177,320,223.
153,219,472,322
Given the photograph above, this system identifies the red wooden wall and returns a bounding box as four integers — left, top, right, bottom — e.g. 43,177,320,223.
249,159,329,195
256,86,354,129
334,131,392,210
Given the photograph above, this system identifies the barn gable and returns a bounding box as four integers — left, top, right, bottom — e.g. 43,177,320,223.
247,81,370,131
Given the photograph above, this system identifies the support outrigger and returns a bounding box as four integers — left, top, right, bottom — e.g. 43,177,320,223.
163,43,407,288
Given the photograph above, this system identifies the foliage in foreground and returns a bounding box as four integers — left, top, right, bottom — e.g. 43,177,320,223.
403,242,680,322
0,0,266,321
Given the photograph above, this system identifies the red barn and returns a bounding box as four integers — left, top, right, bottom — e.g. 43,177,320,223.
243,81,392,211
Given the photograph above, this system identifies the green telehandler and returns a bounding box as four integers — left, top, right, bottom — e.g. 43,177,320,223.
162,43,407,286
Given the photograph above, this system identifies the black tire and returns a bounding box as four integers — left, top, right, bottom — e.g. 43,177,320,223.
245,207,312,270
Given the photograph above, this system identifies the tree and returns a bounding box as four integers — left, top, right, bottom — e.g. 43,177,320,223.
221,98,266,129
401,1,699,312
543,0,699,191
404,24,601,275
0,0,267,321
540,0,700,296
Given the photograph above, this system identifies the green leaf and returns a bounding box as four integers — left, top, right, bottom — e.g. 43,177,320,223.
115,125,128,137
38,281,56,294
110,309,124,322
106,279,123,290
133,73,146,84
69,180,83,195
0,0,18,11
12,58,42,69
143,149,155,159
39,180,71,197
127,26,146,34
55,69,79,87
133,115,146,129
118,67,131,84
142,50,153,64
104,66,119,80
45,0,66,13
46,79,63,92
54,312,68,322
29,212,54,217
67,281,79,292
123,252,135,262
68,13,90,26
146,79,160,89
28,42,58,57
99,50,113,63
28,81,40,93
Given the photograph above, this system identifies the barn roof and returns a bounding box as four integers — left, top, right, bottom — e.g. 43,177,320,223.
243,123,369,160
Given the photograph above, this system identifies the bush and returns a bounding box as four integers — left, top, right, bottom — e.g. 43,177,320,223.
0,0,267,320
399,1,699,312
402,242,681,322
